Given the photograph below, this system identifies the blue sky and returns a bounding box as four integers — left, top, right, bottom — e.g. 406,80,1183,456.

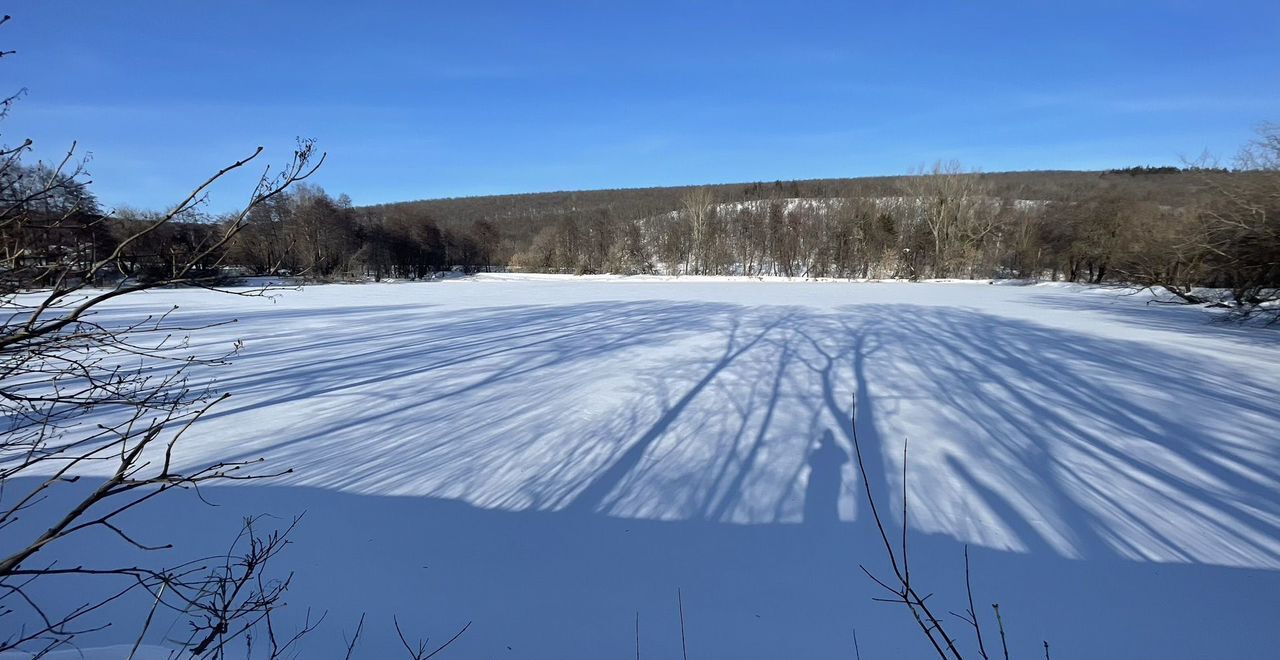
4,1,1278,211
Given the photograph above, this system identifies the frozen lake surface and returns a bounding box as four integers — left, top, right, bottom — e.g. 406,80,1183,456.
17,276,1280,659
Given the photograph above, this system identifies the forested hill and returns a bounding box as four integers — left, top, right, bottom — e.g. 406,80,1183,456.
345,162,1272,308
17,157,1270,311
361,168,1210,242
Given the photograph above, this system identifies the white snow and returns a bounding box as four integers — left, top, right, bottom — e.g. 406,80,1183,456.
9,276,1280,659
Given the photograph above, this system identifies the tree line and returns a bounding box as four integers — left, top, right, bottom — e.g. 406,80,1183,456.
503,151,1276,303
2,178,502,283
4,130,1276,313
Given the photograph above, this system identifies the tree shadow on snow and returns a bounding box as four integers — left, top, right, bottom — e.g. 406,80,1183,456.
1026,288,1280,347
11,297,1280,659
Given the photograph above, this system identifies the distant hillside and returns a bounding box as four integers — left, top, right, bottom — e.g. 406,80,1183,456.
360,169,1216,242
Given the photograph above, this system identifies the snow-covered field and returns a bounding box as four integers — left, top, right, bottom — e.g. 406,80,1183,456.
14,276,1280,658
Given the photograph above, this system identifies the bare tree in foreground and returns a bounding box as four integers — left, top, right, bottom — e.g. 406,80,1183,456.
0,14,474,654
849,399,1049,659
0,14,342,655
0,137,325,655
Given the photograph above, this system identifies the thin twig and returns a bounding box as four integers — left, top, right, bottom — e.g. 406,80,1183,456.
343,613,366,660
678,588,689,660
126,581,165,660
964,546,989,659
993,604,1010,660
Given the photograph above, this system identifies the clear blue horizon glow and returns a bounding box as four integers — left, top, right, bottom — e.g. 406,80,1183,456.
5,1,1278,212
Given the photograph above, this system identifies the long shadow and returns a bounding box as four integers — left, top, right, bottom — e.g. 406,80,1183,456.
703,339,793,522
62,295,1279,566
19,293,1280,657
1027,289,1280,347
803,429,847,525
788,315,894,534
99,296,1279,568
9,480,1278,660
834,304,1280,564
565,314,782,514
191,301,740,471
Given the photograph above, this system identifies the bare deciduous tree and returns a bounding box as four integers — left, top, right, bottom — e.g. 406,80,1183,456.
0,137,324,654
849,399,1049,660
901,161,1002,279
0,15,332,652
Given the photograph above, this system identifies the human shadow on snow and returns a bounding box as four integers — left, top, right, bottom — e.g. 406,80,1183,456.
143,297,1279,565
11,478,1277,660
11,296,1280,658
